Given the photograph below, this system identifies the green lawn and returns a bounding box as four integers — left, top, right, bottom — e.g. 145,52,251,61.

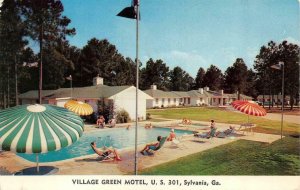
142,107,300,175
148,107,300,135
141,137,300,175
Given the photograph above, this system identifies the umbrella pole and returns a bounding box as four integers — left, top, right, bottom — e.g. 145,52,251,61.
36,153,39,173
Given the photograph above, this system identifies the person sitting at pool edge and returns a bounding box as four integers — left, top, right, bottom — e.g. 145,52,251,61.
96,115,105,128
108,116,116,128
140,136,162,155
145,123,153,129
91,141,122,161
167,128,176,141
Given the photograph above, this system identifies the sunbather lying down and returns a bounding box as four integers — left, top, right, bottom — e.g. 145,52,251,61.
215,126,235,137
182,118,192,125
90,142,122,161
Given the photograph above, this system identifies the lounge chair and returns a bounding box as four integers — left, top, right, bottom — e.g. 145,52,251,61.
146,136,167,155
216,127,235,138
171,135,187,149
238,123,255,134
90,144,114,162
194,127,217,139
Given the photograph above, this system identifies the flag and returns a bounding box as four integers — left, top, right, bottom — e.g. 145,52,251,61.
133,0,139,6
117,0,140,20
66,75,72,80
23,62,38,67
271,62,283,70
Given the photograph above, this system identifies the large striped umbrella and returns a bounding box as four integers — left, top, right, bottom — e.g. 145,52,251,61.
0,104,84,174
231,100,266,133
64,100,93,116
232,100,267,116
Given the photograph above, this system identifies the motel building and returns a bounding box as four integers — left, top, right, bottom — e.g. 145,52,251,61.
144,85,252,108
18,76,153,120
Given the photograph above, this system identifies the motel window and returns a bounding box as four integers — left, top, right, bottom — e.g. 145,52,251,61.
188,98,190,104
162,98,165,103
174,98,176,103
200,98,203,102
155,98,159,104
180,98,183,102
168,98,171,104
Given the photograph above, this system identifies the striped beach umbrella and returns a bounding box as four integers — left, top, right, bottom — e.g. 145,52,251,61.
0,104,84,173
64,100,93,116
232,100,267,116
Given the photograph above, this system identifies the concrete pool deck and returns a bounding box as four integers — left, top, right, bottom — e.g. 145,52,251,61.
0,120,282,175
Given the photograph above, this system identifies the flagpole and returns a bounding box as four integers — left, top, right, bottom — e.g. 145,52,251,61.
134,0,139,175
39,25,43,105
270,62,284,140
280,62,284,139
70,75,73,99
116,0,140,174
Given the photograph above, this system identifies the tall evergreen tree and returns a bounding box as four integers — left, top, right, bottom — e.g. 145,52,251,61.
140,58,170,90
20,0,76,91
169,66,194,91
203,65,223,91
77,38,125,86
254,40,300,109
195,67,205,88
224,58,248,99
244,69,258,98
0,0,27,107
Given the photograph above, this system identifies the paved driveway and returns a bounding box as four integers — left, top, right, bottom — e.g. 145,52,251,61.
262,113,300,125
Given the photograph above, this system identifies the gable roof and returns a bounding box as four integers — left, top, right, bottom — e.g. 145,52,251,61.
18,90,57,99
19,85,133,100
144,89,180,98
143,88,253,100
172,91,190,97
187,90,212,97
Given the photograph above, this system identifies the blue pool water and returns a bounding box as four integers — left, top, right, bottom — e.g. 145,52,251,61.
17,127,193,162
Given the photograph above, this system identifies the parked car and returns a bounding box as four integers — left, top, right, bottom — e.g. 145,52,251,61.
254,101,263,106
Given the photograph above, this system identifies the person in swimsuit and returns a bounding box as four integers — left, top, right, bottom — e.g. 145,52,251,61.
90,142,121,161
167,128,176,141
140,136,162,155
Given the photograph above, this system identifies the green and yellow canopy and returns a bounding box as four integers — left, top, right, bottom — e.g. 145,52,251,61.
0,104,84,154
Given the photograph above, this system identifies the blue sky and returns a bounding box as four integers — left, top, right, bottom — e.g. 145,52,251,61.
60,0,299,77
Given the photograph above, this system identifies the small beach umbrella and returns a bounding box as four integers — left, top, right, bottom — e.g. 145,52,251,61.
64,100,93,116
0,104,84,174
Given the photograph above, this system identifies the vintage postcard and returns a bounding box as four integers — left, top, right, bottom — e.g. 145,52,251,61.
0,0,299,190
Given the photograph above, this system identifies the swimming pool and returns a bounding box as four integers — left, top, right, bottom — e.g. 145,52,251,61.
17,127,193,163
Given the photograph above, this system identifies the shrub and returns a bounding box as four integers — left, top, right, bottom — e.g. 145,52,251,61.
146,113,151,120
116,109,131,123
